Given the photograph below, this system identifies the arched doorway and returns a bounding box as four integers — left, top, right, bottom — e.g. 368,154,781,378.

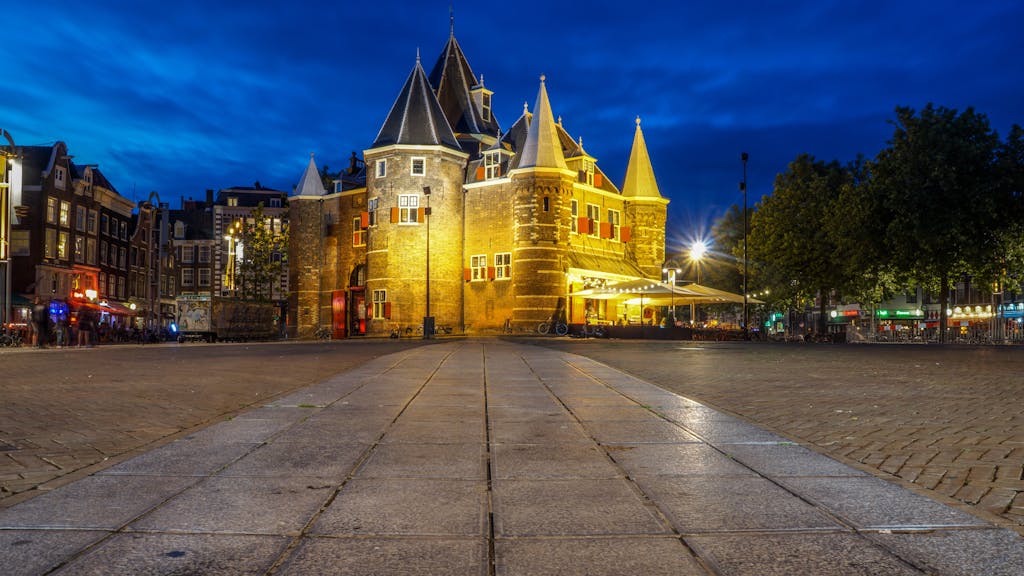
347,265,367,336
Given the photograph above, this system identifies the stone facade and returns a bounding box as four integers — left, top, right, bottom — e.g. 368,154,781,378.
287,34,667,338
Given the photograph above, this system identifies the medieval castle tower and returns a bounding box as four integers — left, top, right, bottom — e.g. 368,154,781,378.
288,32,667,338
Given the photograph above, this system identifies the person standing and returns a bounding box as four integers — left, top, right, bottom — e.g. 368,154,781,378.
77,309,94,347
31,298,51,348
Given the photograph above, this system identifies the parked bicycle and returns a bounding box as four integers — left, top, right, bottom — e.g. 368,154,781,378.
537,319,568,336
0,330,24,347
314,327,332,340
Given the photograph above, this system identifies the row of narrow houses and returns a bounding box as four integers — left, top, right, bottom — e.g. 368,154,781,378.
287,31,668,338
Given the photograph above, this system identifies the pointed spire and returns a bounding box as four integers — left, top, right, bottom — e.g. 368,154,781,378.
372,57,460,150
292,152,326,197
428,33,500,137
518,75,568,170
449,2,455,37
622,116,663,198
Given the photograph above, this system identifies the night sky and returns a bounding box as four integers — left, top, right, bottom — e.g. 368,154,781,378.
3,1,1021,251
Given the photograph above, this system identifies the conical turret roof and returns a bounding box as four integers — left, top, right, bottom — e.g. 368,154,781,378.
428,35,500,137
372,55,461,150
292,153,326,197
518,76,567,170
622,117,663,198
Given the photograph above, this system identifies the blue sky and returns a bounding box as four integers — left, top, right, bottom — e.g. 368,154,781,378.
3,1,1021,251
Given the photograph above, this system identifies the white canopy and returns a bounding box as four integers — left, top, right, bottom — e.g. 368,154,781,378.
569,278,762,305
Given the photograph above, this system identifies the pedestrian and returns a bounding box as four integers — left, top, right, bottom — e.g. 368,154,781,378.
55,315,68,348
31,297,51,348
77,309,94,347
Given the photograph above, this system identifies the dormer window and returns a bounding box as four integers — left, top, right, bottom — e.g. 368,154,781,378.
581,159,595,186
484,151,501,179
227,197,239,207
270,198,282,208
55,166,66,190
482,93,492,122
174,221,186,239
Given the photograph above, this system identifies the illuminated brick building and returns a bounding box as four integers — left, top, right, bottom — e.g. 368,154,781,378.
288,33,667,338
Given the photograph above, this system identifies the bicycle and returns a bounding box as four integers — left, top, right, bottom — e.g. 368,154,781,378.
314,327,332,340
537,320,568,336
0,331,23,347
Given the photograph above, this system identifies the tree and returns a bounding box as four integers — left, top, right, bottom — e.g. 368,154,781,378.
747,154,852,335
872,105,1004,341
236,203,289,302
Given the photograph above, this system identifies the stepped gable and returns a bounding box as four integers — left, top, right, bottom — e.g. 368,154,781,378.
372,55,461,151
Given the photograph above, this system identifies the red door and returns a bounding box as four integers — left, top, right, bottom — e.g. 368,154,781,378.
331,291,347,339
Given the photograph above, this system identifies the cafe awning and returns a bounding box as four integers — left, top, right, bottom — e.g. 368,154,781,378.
570,278,762,305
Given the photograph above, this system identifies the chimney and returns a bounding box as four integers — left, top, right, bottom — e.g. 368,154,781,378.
205,189,214,206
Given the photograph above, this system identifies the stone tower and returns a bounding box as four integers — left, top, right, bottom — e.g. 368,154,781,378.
286,153,328,339
621,117,669,278
363,55,469,335
508,76,577,328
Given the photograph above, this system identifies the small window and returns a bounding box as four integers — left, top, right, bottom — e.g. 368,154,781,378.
495,253,511,279
334,181,343,193
411,157,425,176
182,269,194,287
74,235,85,263
270,198,282,208
199,268,211,287
87,210,97,234
87,238,97,265
586,204,600,236
120,221,127,240
581,158,594,186
398,194,419,224
376,159,387,178
570,199,578,233
227,197,239,207
75,206,86,231
174,221,185,239
199,245,211,263
119,247,127,269
471,254,487,281
99,273,107,296
118,276,126,299
353,217,366,246
59,201,70,227
55,166,66,190
607,209,621,241
181,245,194,264
543,196,550,212
100,240,108,264
368,198,379,226
45,228,57,259
372,289,387,318
484,151,501,179
101,213,109,235
482,93,492,122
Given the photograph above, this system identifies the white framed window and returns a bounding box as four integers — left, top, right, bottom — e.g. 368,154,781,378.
482,93,492,122
47,197,58,223
55,166,66,190
352,217,365,246
571,199,578,233
484,151,500,179
59,201,70,227
101,213,109,235
376,159,386,178
87,238,97,265
470,254,487,281
227,197,239,207
367,197,379,226
181,245,194,263
182,268,194,287
398,194,419,224
98,273,107,296
270,198,282,208
118,276,125,299
76,206,86,231
74,235,85,263
495,253,511,279
586,203,600,236
100,240,108,264
372,289,387,318
120,221,127,240
198,245,211,263
174,221,185,239
607,209,621,241
582,158,594,186
410,157,425,176
87,209,97,234
198,268,211,287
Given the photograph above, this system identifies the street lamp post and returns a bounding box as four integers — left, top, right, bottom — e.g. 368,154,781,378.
662,264,681,326
422,186,433,339
689,240,707,326
741,152,749,338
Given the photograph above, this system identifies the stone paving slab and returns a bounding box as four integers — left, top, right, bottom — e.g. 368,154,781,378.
3,340,1024,575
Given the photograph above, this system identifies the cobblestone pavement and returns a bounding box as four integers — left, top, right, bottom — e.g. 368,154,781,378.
528,339,1024,536
0,340,430,506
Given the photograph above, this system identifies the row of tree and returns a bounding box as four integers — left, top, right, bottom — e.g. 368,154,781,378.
710,104,1023,341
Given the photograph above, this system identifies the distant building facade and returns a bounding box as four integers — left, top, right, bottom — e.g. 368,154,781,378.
288,33,668,338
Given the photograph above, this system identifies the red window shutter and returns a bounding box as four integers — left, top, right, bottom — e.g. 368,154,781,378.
476,166,485,180
366,303,373,319
384,302,392,319
464,268,472,281
488,266,496,280
621,226,632,243
417,207,425,223
390,207,399,223
577,216,590,234
600,222,612,239
594,173,603,188
360,211,369,228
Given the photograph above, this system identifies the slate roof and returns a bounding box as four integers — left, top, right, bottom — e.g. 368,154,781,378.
372,56,461,150
292,153,326,197
167,208,215,241
517,76,568,170
428,35,500,138
16,145,58,187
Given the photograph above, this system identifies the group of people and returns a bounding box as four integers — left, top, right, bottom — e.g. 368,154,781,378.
31,297,98,348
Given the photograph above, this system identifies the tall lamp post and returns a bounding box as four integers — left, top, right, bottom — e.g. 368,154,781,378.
0,129,16,328
741,152,749,337
662,263,681,325
689,240,707,326
422,186,433,339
